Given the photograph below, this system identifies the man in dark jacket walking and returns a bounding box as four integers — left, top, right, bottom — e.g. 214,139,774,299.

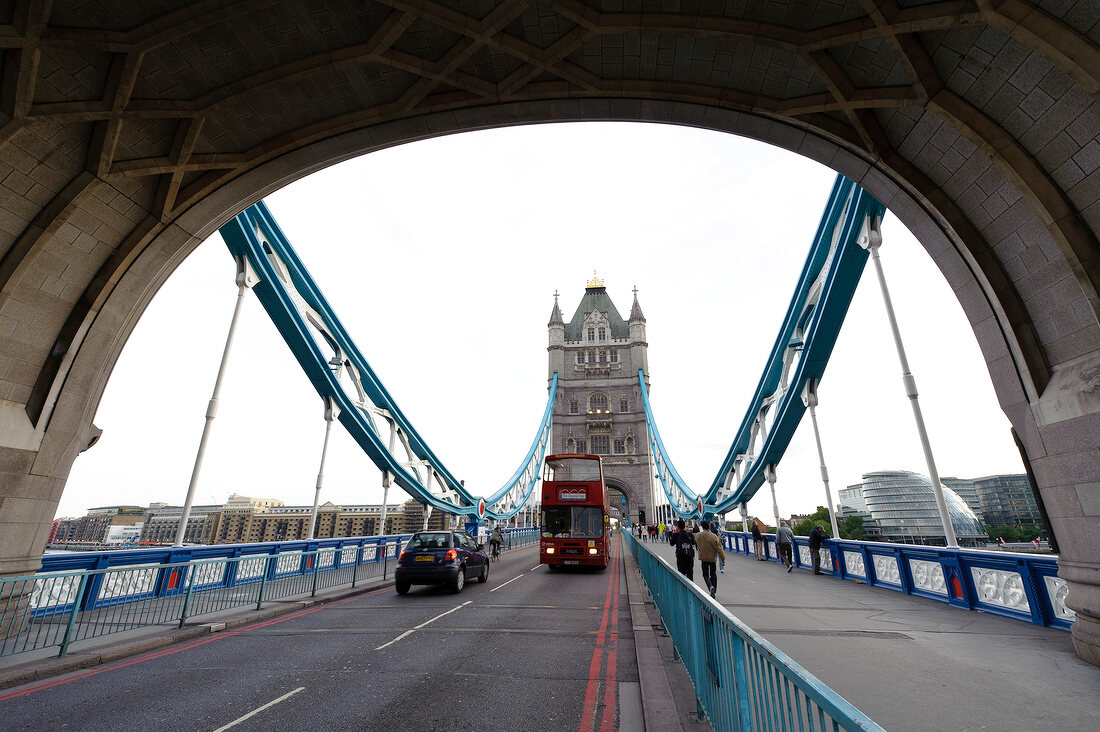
669,519,696,579
808,525,828,575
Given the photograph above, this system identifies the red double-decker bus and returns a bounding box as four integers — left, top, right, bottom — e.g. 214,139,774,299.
539,454,610,569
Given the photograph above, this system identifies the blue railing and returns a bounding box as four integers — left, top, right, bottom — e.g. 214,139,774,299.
721,531,1074,630
3,529,539,658
624,531,883,731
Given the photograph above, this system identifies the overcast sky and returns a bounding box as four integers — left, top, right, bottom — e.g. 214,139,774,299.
59,122,1024,523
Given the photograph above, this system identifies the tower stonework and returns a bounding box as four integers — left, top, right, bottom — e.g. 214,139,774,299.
548,276,652,523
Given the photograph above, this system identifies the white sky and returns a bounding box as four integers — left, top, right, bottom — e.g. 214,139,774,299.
59,122,1024,522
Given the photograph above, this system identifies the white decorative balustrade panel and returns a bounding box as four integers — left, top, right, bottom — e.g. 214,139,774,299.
361,545,378,561
318,550,336,569
30,573,81,609
872,555,901,585
275,554,301,574
1043,576,1076,622
187,562,226,587
909,558,947,596
843,551,866,578
972,567,1030,612
237,557,268,580
340,548,357,565
99,566,158,600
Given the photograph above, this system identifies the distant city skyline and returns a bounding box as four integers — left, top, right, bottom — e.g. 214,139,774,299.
59,123,1025,523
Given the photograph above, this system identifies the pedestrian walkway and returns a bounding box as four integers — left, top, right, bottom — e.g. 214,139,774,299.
643,536,1100,731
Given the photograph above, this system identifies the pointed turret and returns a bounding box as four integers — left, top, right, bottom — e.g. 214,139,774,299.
628,285,648,381
547,290,565,382
548,291,565,328
629,286,646,323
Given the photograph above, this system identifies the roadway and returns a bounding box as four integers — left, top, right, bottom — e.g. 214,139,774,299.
639,534,1100,732
0,539,640,732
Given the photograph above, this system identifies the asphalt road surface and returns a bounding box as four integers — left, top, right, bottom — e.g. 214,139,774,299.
1,536,637,732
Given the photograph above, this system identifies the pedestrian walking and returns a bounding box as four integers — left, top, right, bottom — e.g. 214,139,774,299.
809,525,828,575
776,521,794,572
751,521,765,560
669,519,696,580
695,521,725,598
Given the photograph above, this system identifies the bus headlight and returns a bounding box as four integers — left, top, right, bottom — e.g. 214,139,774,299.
589,548,598,555
545,547,555,554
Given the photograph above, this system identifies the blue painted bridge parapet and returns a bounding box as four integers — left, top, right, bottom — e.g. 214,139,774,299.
1,529,538,659
722,531,1074,630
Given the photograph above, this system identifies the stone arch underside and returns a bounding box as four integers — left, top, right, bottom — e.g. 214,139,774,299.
0,1,1098,664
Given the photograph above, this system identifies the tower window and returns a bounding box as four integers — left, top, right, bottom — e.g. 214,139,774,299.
590,393,608,412
610,351,618,363
619,399,628,413
575,439,587,453
614,439,625,454
588,328,594,341
569,400,579,414
598,351,606,363
577,352,584,364
591,435,610,454
598,328,606,342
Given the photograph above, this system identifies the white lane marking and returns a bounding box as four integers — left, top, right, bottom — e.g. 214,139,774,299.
529,564,543,571
212,686,305,732
490,574,526,592
375,601,471,650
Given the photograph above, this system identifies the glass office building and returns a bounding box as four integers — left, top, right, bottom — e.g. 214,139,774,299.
839,471,987,547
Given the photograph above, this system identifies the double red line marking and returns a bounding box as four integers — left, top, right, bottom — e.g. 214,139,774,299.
578,535,621,732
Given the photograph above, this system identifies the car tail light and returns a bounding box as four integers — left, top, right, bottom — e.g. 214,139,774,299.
445,549,457,561
398,551,405,562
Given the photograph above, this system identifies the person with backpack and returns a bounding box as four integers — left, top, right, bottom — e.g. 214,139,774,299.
669,519,696,579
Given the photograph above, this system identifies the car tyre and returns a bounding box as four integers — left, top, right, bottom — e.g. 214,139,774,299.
478,561,489,583
451,565,466,593
395,581,410,595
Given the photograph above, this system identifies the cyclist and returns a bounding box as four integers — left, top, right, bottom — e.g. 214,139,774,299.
489,526,504,561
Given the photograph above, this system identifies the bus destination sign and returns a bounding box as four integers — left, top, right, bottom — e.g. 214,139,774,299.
558,487,588,502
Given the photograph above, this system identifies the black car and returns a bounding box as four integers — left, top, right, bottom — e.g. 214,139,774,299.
394,530,489,594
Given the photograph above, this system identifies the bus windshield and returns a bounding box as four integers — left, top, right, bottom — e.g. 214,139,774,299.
542,506,604,538
543,457,601,482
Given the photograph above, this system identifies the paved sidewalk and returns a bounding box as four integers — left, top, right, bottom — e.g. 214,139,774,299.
640,536,1100,732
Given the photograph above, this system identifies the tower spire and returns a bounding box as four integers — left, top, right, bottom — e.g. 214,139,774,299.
629,285,645,322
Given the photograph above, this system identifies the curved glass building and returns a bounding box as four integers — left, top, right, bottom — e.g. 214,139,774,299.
839,470,986,547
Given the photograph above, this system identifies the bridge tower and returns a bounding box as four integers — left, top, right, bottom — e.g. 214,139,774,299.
548,275,652,524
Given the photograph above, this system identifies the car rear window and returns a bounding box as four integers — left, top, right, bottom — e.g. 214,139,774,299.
410,533,451,549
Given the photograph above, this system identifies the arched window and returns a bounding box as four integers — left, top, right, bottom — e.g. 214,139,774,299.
569,400,579,414
598,328,606,342
598,351,606,363
566,438,575,452
619,398,629,413
587,327,595,341
590,393,609,412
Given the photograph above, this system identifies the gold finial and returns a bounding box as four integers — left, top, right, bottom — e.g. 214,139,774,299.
586,269,604,288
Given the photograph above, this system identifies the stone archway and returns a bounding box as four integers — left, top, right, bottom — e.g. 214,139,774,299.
0,1,1098,665
604,479,631,525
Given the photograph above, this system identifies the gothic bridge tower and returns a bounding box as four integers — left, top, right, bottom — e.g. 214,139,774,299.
548,274,652,524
